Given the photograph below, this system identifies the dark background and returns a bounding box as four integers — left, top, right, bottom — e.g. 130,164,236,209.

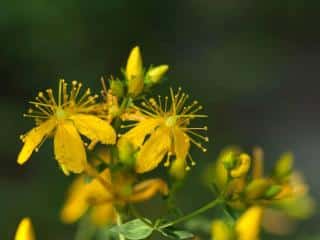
1,1,319,239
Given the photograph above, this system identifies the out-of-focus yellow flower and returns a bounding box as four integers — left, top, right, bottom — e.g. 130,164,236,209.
121,88,208,173
145,65,169,85
126,46,144,97
61,169,168,226
211,206,263,240
235,206,263,240
262,172,315,235
211,220,233,240
17,80,116,175
14,218,35,240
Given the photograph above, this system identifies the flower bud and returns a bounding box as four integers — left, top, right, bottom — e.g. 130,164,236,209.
117,138,135,167
126,46,144,97
211,220,233,240
15,218,35,240
245,178,271,200
110,79,124,98
222,151,237,170
170,158,187,179
230,154,251,178
235,206,263,240
274,152,293,179
145,65,169,85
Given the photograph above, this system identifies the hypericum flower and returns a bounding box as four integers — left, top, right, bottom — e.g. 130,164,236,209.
61,169,168,226
17,79,116,175
211,206,263,240
121,88,208,173
14,218,35,240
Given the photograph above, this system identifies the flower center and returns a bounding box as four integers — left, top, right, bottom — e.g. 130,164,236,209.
165,116,177,127
55,107,68,120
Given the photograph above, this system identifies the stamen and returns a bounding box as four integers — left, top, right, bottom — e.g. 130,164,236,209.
188,153,196,166
164,96,168,112
189,138,207,152
46,89,57,106
186,130,209,142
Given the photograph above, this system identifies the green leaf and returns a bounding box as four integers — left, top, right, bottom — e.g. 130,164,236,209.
160,227,194,239
110,219,154,240
171,230,194,239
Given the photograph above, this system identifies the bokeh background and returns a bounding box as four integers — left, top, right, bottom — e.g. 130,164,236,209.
1,1,319,239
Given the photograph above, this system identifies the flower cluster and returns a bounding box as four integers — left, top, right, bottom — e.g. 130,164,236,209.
12,47,314,240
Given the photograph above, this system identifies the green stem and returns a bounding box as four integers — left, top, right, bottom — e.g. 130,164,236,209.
116,212,126,240
159,198,223,229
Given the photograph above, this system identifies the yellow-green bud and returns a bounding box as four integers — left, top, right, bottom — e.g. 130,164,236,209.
222,151,237,170
145,65,169,85
126,46,144,97
170,158,187,179
245,178,271,200
274,152,294,179
110,79,124,98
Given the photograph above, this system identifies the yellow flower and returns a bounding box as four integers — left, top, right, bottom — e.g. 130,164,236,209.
14,218,35,240
126,46,144,97
121,88,208,173
17,79,116,175
61,169,168,226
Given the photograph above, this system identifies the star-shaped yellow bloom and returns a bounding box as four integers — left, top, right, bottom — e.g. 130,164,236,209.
60,169,168,226
17,79,116,175
14,218,35,240
121,88,208,173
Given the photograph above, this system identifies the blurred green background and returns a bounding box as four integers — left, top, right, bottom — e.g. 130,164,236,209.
1,1,319,239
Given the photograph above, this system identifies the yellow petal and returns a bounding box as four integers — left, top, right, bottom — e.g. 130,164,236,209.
54,121,87,174
15,218,35,240
60,176,89,223
235,206,263,240
126,46,144,96
211,220,232,240
85,169,113,202
129,178,168,202
121,118,161,147
136,127,171,173
70,114,116,145
173,127,190,161
91,204,116,226
17,119,56,165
